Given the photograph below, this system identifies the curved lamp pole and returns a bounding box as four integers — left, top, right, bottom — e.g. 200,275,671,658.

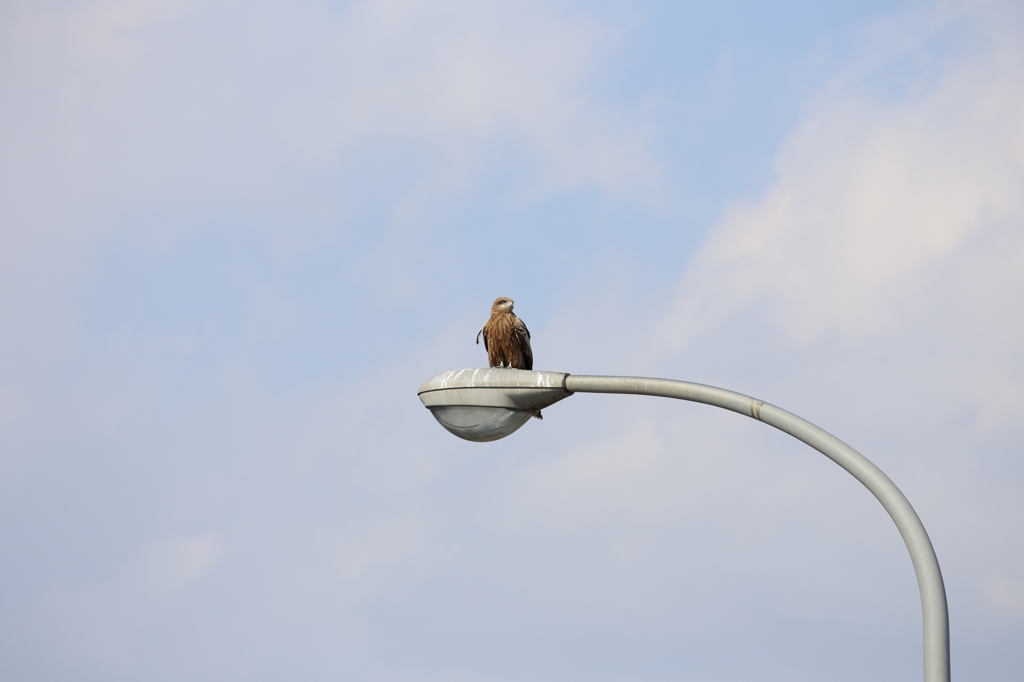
418,368,950,682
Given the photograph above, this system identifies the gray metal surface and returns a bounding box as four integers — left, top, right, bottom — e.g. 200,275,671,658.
427,405,533,442
563,374,950,682
418,368,570,408
418,368,572,441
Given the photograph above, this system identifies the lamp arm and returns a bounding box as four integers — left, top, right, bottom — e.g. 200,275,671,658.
563,374,950,682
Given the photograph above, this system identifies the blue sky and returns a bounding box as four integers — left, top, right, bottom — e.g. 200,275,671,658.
2,1,1023,680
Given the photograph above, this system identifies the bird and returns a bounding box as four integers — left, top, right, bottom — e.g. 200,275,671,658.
477,296,534,370
477,296,541,418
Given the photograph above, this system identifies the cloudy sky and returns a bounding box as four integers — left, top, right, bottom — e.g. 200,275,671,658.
2,0,1022,680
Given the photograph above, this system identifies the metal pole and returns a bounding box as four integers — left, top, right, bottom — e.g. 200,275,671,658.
563,375,950,682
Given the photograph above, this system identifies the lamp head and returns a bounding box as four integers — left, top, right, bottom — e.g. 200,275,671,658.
418,368,572,442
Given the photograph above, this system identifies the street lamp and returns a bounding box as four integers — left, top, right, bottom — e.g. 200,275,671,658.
418,368,950,682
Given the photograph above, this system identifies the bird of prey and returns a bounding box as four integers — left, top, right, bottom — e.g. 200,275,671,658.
476,296,540,418
477,296,534,370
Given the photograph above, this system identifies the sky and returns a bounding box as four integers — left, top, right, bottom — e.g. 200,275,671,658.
1,0,1023,680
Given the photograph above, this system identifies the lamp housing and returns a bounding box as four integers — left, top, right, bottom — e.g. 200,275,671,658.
417,368,572,442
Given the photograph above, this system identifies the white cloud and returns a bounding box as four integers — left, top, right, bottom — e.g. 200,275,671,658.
139,533,224,591
322,515,443,589
491,4,1024,671
4,1,1024,679
0,0,656,234
982,569,1024,619
0,0,659,393
501,419,671,533
619,0,1024,644
655,0,1024,351
18,532,223,673
311,0,657,197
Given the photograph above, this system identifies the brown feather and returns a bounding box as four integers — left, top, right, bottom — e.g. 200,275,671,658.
481,297,532,369
478,297,540,418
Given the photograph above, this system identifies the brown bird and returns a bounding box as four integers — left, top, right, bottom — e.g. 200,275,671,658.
476,296,540,417
477,296,534,370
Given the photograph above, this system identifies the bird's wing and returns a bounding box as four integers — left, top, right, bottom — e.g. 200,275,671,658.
514,318,533,370
476,327,488,351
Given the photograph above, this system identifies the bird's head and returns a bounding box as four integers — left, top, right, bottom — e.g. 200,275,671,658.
492,297,514,312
